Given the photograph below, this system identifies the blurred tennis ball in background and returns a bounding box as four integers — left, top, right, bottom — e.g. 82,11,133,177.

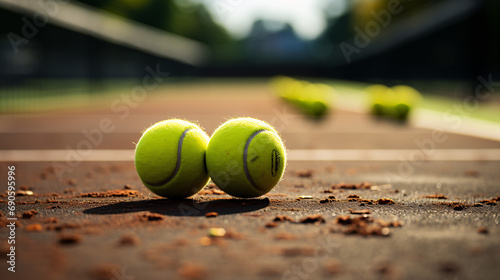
269,76,334,120
366,84,389,116
366,84,422,121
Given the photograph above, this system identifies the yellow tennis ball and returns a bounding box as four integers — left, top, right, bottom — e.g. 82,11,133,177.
206,117,287,198
135,119,210,198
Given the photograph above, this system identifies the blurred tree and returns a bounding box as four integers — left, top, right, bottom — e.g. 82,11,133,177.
76,0,232,45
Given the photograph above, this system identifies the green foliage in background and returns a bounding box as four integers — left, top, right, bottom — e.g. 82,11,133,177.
77,0,232,45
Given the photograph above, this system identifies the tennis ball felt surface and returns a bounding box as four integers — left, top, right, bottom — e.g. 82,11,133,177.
206,117,286,198
135,119,210,198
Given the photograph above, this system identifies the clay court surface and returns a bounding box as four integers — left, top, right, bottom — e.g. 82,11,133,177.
1,81,499,280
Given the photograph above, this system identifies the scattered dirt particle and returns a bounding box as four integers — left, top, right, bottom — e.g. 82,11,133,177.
299,214,325,224
22,210,38,219
67,178,77,186
25,224,43,232
335,215,352,225
58,233,82,245
45,165,56,174
480,197,498,205
281,247,315,256
439,262,460,273
119,234,140,246
473,203,483,207
274,233,297,240
39,172,49,179
325,166,336,172
273,215,295,222
372,259,404,279
332,215,401,236
323,259,343,275
320,189,333,193
43,217,58,224
47,205,61,209
319,198,332,203
265,222,279,228
198,188,225,195
199,237,212,246
138,213,164,221
178,262,207,280
294,169,313,178
423,194,448,199
46,198,59,203
79,189,140,198
477,227,488,234
438,201,471,210
347,194,360,199
46,223,81,231
453,204,465,211
123,184,132,189
391,221,403,227
332,182,372,190
89,263,121,280
201,236,227,247
349,209,371,215
377,198,395,205
205,212,218,218
464,170,480,177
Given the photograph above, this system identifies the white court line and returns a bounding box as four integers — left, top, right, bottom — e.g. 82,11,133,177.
1,149,500,162
288,149,500,161
411,108,500,142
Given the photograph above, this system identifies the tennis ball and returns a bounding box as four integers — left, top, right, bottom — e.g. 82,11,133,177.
366,84,389,116
391,85,421,121
135,119,210,198
393,103,410,120
206,117,286,198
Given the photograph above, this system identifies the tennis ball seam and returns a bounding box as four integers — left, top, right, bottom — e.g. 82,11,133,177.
243,129,265,190
146,128,192,187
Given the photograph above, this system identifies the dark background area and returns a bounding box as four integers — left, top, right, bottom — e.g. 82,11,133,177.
1,0,499,92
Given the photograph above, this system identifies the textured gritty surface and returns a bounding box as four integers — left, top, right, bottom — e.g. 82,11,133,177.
0,82,499,280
